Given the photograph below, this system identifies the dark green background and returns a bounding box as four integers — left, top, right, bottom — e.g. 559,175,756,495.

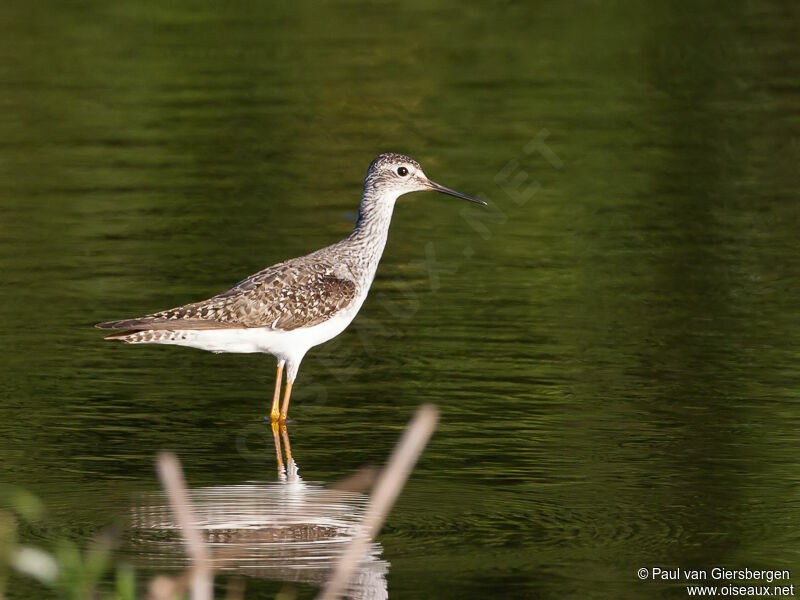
1,1,798,598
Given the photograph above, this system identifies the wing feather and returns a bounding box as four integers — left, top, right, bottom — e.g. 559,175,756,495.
96,260,357,333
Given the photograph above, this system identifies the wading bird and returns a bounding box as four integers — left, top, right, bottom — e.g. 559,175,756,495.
97,153,485,422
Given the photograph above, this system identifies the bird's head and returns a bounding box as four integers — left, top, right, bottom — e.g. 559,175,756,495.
363,152,486,206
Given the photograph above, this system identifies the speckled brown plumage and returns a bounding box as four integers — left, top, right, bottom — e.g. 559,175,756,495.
97,258,357,334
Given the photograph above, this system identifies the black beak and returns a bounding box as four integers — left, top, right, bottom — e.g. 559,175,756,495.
425,180,487,205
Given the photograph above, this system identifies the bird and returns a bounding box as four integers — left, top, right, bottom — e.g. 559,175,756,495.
96,152,486,423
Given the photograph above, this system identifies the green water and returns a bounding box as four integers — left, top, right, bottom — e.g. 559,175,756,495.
1,1,799,598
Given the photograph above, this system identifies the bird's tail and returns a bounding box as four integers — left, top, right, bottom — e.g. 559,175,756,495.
96,318,155,330
100,329,185,343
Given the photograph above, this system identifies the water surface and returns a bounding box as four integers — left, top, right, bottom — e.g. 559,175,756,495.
1,1,798,598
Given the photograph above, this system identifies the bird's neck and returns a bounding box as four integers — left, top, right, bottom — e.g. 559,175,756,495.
343,188,399,281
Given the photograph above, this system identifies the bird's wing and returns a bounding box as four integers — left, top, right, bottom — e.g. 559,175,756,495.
96,260,357,332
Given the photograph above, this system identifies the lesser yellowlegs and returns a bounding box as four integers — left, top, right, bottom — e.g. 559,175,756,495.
96,153,486,422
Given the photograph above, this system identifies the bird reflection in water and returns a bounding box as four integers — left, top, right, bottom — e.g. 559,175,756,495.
271,421,296,481
130,423,389,599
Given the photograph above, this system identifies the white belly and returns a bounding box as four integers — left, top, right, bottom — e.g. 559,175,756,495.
144,300,362,363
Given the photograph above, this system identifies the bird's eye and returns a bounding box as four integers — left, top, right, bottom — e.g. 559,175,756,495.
397,167,409,176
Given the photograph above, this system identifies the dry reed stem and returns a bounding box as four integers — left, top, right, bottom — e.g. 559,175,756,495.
156,452,213,600
317,404,439,600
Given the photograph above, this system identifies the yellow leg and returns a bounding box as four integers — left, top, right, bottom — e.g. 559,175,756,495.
280,422,293,465
269,361,284,422
279,380,293,423
270,421,284,473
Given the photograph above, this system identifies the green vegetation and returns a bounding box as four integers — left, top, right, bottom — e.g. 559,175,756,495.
1,487,134,600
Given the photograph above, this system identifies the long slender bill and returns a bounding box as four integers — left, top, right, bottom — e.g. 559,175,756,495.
425,180,487,205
